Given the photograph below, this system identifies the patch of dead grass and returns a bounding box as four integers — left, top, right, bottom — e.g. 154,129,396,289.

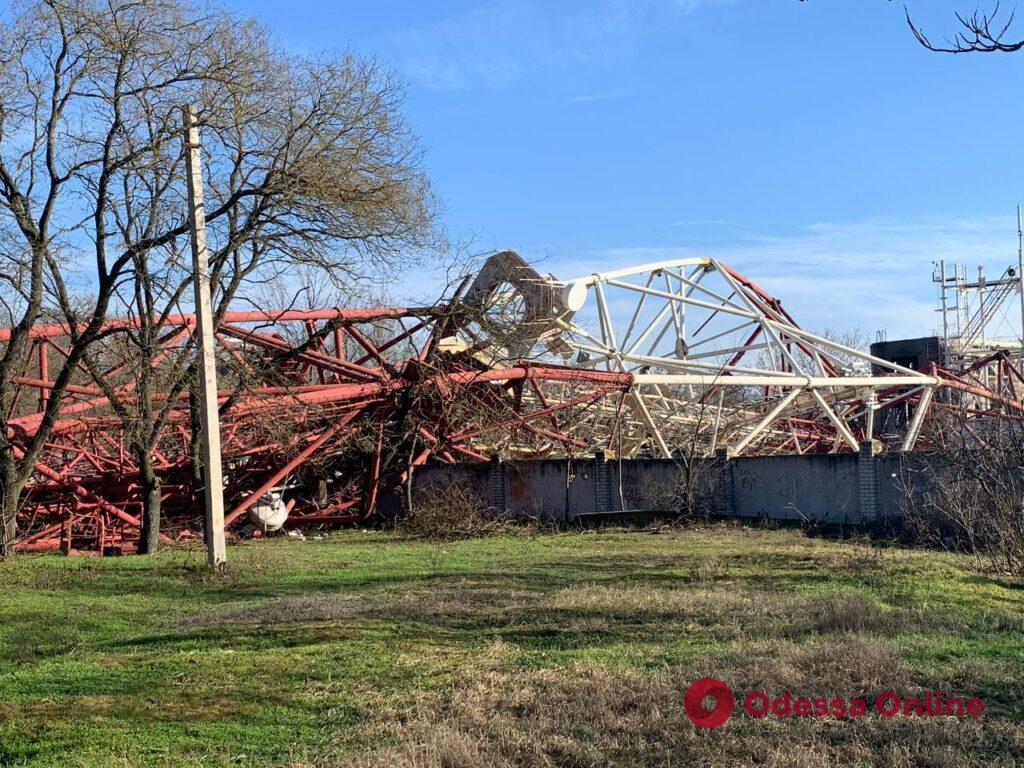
334,639,1022,768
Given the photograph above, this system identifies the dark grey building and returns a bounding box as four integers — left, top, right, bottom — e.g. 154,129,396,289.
869,336,943,373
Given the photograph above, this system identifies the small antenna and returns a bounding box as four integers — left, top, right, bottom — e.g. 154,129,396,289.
1018,205,1024,348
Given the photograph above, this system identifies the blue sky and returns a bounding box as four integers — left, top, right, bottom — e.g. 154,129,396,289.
231,0,1024,339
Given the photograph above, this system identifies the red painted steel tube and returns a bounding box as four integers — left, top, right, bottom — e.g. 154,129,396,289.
222,413,359,527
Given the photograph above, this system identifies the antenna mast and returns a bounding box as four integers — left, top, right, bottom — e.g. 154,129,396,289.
1018,205,1024,355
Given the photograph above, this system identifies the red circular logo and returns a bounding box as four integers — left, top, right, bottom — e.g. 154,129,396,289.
684,677,735,728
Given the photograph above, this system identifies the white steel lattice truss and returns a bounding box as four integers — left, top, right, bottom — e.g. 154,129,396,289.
457,252,938,458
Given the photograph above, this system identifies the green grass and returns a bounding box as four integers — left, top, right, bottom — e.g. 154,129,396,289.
0,525,1021,767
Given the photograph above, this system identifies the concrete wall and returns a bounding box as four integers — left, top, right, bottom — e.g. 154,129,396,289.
728,453,861,523
399,446,920,527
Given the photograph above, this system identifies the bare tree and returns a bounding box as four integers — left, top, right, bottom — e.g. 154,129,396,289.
641,387,728,521
906,3,1024,53
0,0,435,555
899,408,1024,577
799,1,1024,54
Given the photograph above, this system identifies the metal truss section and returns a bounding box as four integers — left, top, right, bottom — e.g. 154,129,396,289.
6,250,1023,554
464,255,939,457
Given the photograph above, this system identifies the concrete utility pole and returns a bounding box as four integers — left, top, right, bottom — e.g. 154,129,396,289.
183,104,227,571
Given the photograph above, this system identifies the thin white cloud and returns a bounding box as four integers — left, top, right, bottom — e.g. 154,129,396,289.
383,0,730,90
397,213,1019,342
531,214,1021,340
567,89,630,104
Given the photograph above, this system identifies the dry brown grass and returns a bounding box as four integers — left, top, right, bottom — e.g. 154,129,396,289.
338,639,1022,768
